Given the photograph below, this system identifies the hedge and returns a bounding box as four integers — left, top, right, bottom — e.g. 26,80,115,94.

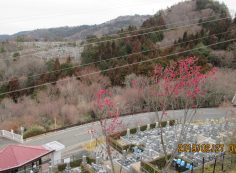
150,123,156,129
150,155,171,170
109,120,176,153
110,120,175,139
141,155,171,173
130,128,137,134
141,161,161,173
57,157,95,172
57,163,67,172
160,121,167,127
169,120,175,126
70,159,82,168
57,159,81,172
109,137,130,153
87,158,96,164
140,125,148,131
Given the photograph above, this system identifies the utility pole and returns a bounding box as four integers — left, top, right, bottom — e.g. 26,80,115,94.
213,157,217,173
202,157,205,173
20,126,24,143
54,117,57,129
221,153,225,171
191,162,193,173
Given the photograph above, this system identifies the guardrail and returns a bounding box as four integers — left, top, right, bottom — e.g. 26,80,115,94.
0,130,23,143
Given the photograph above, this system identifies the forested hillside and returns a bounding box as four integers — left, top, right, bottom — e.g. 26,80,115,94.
81,0,235,84
0,0,235,136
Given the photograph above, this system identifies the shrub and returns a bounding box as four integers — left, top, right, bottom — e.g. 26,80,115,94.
87,158,95,165
130,128,137,134
207,54,222,66
196,0,229,15
57,158,93,172
0,47,5,53
196,0,209,10
57,163,67,172
60,63,74,76
12,52,20,57
169,120,175,126
0,85,7,99
70,159,82,168
150,123,156,129
140,125,147,131
23,125,46,139
67,42,76,47
160,121,167,127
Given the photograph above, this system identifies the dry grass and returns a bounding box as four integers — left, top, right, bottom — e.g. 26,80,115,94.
83,138,104,151
194,154,236,173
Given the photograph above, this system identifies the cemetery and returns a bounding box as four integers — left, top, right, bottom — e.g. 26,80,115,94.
53,118,236,173
107,118,236,172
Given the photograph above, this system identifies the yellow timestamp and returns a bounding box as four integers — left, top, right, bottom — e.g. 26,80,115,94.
178,144,236,153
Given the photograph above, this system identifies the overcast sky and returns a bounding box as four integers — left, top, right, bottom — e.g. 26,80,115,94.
0,0,235,35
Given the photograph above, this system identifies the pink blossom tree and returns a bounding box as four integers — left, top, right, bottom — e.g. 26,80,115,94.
149,57,216,170
94,89,122,173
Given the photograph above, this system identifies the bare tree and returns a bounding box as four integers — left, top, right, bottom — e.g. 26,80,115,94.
145,57,216,171
94,89,122,173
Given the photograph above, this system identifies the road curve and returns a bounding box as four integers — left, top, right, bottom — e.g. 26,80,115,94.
25,107,234,155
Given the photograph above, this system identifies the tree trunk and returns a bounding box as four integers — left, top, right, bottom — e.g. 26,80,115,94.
106,138,115,173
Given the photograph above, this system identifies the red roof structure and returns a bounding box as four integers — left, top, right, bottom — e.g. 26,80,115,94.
0,144,53,171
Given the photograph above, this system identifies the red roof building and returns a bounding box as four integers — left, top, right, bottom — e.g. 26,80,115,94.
0,144,53,172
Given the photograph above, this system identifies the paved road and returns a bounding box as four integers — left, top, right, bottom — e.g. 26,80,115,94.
23,107,235,155
0,137,18,148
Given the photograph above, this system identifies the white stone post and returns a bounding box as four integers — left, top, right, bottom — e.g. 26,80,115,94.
106,165,112,173
122,149,127,160
148,149,152,157
48,165,52,173
147,124,150,130
137,126,140,133
155,122,159,128
127,128,130,138
11,129,14,140
167,121,170,127
96,156,100,165
82,155,87,165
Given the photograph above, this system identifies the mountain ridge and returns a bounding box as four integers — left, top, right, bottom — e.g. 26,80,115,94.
0,14,150,41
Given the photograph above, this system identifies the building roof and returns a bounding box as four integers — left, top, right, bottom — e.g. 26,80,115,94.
43,141,65,152
0,144,53,171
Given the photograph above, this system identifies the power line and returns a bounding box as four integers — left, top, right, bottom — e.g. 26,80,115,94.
0,30,231,85
0,12,230,43
79,16,231,47
84,14,227,43
0,38,235,96
0,15,231,62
